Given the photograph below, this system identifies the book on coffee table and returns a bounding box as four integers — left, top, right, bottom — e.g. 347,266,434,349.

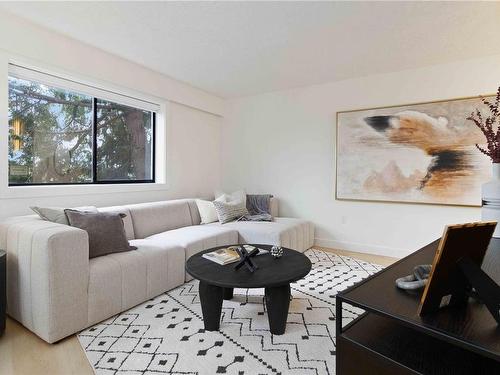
202,245,269,265
202,247,240,265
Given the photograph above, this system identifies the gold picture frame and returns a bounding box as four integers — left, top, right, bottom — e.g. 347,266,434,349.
335,94,495,207
418,221,496,315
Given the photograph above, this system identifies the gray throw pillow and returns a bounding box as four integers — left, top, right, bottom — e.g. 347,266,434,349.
213,199,249,224
65,210,137,259
31,206,98,225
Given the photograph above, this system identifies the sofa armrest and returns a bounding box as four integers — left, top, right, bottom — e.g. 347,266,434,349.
270,197,279,217
0,218,89,343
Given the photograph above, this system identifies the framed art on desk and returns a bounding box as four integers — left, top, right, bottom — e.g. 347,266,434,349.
418,221,499,322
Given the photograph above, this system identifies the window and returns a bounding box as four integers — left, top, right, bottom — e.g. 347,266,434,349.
8,68,156,185
96,99,154,182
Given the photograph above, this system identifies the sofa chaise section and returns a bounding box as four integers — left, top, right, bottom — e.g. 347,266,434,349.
208,217,313,252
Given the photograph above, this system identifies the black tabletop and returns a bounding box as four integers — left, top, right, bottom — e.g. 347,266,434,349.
186,244,312,288
339,238,500,362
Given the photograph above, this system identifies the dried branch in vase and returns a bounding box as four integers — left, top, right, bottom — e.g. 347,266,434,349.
467,86,500,163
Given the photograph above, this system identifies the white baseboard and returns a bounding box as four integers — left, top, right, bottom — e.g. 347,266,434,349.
314,237,410,259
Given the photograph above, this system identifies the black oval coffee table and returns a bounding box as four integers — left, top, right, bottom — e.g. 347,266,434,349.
186,244,311,335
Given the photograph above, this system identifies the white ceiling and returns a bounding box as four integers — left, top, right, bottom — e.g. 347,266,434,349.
1,1,500,98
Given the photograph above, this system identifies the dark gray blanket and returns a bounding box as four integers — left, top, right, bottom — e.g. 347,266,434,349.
239,194,273,222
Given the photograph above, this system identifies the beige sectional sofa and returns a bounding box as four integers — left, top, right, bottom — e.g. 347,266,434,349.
0,198,314,343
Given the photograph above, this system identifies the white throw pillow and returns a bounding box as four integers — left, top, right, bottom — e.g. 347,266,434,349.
214,190,246,204
196,198,223,224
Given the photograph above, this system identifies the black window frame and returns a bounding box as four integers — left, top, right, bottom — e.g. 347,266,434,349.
8,77,156,187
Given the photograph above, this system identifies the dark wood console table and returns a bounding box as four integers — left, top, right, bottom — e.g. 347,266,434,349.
336,238,500,374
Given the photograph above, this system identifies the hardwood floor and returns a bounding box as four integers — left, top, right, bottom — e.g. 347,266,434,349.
317,246,398,267
0,318,92,375
0,247,397,375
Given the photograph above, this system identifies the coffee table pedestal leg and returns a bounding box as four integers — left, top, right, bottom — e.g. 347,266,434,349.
199,282,223,331
265,284,291,335
223,287,234,300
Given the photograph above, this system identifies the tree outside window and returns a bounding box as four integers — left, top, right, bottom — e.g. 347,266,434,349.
8,76,155,185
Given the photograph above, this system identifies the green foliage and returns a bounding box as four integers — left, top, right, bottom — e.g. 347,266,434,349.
8,77,153,184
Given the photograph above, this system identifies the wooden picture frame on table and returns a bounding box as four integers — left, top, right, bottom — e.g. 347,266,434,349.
418,221,497,316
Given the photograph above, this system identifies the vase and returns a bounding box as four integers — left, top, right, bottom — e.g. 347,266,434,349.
481,163,500,237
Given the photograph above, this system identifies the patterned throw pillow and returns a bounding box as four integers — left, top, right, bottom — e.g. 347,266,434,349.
213,199,248,224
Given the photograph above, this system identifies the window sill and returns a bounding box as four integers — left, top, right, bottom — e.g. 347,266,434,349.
0,182,169,199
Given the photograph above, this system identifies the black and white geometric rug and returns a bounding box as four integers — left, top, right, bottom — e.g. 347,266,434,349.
78,249,383,375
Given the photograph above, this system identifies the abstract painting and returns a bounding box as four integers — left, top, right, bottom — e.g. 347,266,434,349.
336,96,494,206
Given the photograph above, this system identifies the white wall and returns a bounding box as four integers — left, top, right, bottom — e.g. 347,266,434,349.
221,55,500,258
0,13,224,220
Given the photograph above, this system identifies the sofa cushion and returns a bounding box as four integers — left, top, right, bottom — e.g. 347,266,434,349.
186,199,202,226
146,225,238,259
87,242,184,326
130,240,186,298
269,197,279,217
126,200,194,239
145,225,238,281
274,217,315,252
206,217,314,252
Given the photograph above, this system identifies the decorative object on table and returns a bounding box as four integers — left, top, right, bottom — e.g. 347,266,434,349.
0,250,5,336
202,246,241,265
234,245,259,273
242,244,269,256
418,222,500,325
467,87,500,237
336,95,493,206
396,264,431,291
270,245,283,259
